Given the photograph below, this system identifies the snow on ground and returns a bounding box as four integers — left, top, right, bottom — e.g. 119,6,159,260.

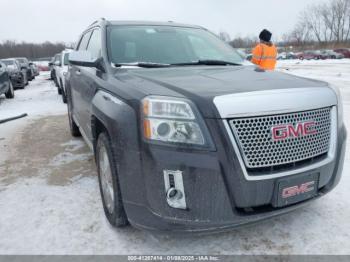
0,72,66,120
0,72,66,164
0,63,349,255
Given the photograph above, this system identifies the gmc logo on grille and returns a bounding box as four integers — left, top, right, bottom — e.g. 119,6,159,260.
272,121,317,141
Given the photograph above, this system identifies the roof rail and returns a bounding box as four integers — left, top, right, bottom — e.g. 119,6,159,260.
89,18,106,26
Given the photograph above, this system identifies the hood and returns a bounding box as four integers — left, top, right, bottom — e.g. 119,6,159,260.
114,65,328,118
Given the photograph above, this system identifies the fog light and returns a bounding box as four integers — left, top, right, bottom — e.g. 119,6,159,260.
163,170,187,209
167,187,183,200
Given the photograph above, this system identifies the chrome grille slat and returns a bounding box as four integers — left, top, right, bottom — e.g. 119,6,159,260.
229,107,332,169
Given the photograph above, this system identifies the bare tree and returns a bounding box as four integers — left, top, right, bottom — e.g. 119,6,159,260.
284,0,350,48
218,31,231,42
0,41,66,59
289,20,311,45
229,35,258,48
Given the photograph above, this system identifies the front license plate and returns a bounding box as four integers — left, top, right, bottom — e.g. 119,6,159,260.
274,173,319,208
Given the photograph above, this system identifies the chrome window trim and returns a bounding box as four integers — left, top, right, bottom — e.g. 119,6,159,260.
222,106,337,181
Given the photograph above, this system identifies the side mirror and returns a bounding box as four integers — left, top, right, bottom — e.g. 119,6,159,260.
48,62,53,66
69,51,96,67
69,51,105,72
21,66,26,70
29,62,33,66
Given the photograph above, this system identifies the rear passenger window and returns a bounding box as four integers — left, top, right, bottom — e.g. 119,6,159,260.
87,29,102,59
78,32,92,51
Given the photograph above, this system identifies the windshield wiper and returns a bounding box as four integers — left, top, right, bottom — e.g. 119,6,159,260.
171,60,242,66
114,62,171,68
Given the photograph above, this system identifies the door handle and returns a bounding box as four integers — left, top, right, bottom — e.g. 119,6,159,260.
75,69,81,76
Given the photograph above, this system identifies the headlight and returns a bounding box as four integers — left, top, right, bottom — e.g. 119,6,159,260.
142,96,208,146
329,85,343,128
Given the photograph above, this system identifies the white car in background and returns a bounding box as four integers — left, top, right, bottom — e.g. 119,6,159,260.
55,49,72,103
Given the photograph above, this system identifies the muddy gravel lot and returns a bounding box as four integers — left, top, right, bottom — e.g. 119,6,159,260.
0,115,95,187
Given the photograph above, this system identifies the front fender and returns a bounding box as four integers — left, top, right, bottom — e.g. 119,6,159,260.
91,91,147,207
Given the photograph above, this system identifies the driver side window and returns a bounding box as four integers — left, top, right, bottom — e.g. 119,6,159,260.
78,31,92,51
87,29,102,60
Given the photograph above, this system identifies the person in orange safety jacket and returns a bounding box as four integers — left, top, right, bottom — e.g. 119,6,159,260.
251,29,277,70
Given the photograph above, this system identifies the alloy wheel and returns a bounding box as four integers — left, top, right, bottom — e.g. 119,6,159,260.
99,145,115,214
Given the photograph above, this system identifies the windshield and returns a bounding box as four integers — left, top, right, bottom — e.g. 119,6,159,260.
107,25,243,65
2,60,14,66
17,58,27,63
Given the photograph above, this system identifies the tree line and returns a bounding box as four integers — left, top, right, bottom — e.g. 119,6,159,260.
283,0,350,48
225,0,350,50
0,40,66,60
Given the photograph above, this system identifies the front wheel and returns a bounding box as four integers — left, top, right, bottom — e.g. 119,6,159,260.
96,132,128,227
5,82,14,99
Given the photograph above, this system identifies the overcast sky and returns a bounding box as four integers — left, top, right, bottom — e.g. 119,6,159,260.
1,0,323,43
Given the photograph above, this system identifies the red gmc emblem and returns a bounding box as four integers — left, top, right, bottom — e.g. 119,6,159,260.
271,121,317,141
282,181,315,198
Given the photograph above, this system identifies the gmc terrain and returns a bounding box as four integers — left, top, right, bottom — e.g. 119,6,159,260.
66,19,347,232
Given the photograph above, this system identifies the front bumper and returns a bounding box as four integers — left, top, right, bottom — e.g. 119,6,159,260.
10,74,24,88
120,118,346,233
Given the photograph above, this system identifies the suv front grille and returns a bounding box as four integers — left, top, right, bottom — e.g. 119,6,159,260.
229,107,332,169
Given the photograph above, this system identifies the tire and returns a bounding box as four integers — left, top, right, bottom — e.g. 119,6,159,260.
61,80,67,103
19,75,26,89
55,78,59,88
67,97,81,137
56,81,62,95
96,132,128,227
62,89,67,103
5,81,14,99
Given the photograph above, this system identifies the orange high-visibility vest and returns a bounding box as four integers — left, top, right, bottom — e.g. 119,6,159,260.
251,43,277,70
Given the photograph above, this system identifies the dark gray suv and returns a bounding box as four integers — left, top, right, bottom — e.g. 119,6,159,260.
0,61,14,99
66,19,347,233
1,59,26,89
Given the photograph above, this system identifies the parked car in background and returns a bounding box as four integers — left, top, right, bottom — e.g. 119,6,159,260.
0,61,15,99
34,60,50,72
297,50,324,60
286,52,297,59
14,57,34,81
277,52,287,60
37,64,50,72
277,52,296,60
33,57,51,72
320,50,344,59
50,54,61,87
0,59,26,89
30,62,40,76
49,57,55,79
55,49,73,103
334,48,350,58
